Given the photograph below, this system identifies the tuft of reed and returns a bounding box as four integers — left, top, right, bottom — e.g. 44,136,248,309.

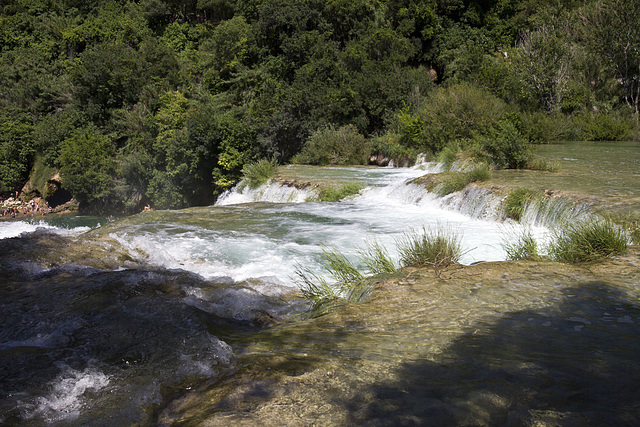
501,228,541,261
397,226,463,277
502,188,542,222
548,218,628,263
240,158,279,190
318,182,363,202
294,246,372,317
358,238,397,275
526,156,560,172
435,163,492,197
466,162,492,182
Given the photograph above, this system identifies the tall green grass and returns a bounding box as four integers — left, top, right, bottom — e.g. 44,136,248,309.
358,239,397,275
435,163,492,196
549,218,628,263
396,226,463,277
501,228,540,261
317,182,363,202
502,188,542,221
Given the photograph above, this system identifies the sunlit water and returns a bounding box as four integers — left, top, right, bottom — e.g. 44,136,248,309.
1,145,638,425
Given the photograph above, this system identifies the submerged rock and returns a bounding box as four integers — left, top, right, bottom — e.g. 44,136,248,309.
159,248,640,425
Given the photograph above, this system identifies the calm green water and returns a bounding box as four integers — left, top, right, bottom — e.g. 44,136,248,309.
493,141,640,205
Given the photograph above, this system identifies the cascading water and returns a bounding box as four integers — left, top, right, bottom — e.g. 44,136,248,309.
3,154,633,425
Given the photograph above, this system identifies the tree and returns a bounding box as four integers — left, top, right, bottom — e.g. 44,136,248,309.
59,129,116,208
581,0,640,118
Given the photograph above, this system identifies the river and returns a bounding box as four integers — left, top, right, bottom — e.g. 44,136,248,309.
1,142,638,425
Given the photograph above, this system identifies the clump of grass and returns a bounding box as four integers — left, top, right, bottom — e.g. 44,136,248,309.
318,182,363,202
502,188,542,221
240,158,279,190
436,173,470,196
295,246,372,317
526,156,559,172
435,163,492,196
358,239,397,275
466,162,492,182
501,228,541,261
437,145,459,171
397,226,463,277
548,218,628,263
607,212,640,245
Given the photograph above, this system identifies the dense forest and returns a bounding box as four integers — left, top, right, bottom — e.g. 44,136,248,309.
1,0,638,212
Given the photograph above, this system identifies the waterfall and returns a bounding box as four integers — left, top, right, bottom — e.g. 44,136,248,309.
215,181,318,205
438,185,505,220
520,196,593,228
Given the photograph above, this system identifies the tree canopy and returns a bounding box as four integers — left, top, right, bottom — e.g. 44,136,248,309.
1,0,638,211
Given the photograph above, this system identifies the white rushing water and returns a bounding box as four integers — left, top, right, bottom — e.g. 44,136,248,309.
109,164,549,289
0,220,91,240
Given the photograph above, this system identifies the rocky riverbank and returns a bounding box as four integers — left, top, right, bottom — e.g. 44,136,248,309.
0,196,78,221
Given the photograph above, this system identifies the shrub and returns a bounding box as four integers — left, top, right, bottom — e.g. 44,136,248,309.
474,120,533,169
318,182,363,202
369,133,419,166
576,111,635,141
416,83,507,153
520,111,576,143
292,125,370,166
549,218,628,263
240,158,278,190
502,188,542,221
437,145,459,171
397,226,463,276
436,172,470,196
466,162,492,182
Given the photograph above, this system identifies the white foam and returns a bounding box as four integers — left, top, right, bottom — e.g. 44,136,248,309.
0,220,90,240
25,366,109,423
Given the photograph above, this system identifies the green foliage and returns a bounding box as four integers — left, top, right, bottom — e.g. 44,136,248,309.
502,188,542,221
520,111,576,144
396,226,463,275
295,245,372,317
525,156,559,172
240,158,278,190
369,133,419,166
59,129,116,208
549,218,628,263
501,228,540,261
0,111,34,193
437,145,459,171
473,119,534,169
293,125,369,166
358,239,397,275
576,112,635,141
415,83,507,153
435,164,492,197
317,182,363,202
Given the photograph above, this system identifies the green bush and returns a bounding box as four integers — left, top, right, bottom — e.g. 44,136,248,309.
59,129,116,209
466,163,492,182
525,156,559,172
549,218,628,263
416,83,507,153
318,182,363,202
473,119,533,169
502,188,543,221
369,133,419,166
520,111,576,143
293,125,370,166
576,112,635,141
397,226,463,274
437,145,460,171
240,158,279,190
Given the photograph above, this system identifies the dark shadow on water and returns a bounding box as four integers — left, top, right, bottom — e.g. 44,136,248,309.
344,282,640,426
